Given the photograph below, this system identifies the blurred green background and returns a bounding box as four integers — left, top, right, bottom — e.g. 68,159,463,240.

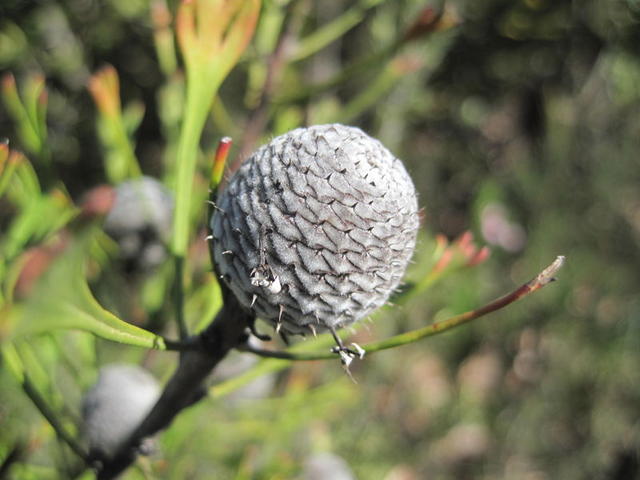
1,0,639,479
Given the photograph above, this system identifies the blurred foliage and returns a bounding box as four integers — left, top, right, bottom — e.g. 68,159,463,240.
1,0,640,479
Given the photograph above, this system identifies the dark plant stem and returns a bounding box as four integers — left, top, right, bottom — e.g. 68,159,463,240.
0,443,24,479
97,292,252,479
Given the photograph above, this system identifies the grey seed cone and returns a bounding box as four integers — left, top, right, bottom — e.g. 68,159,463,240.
82,364,160,460
210,124,419,335
104,176,174,270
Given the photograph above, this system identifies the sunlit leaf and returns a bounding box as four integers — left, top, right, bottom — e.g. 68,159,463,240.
88,65,141,182
122,100,145,136
1,342,25,383
141,258,174,313
4,231,167,349
6,153,41,207
0,145,19,198
1,73,41,156
186,273,223,332
1,189,77,262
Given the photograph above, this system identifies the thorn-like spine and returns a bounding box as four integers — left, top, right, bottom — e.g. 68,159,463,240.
278,329,290,345
206,200,226,213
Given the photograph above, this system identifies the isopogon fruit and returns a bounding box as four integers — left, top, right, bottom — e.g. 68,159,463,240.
103,176,174,271
82,364,160,461
210,124,419,336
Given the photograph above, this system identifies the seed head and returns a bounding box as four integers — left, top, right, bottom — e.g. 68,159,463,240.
303,452,356,480
103,176,174,271
210,124,419,335
82,364,160,461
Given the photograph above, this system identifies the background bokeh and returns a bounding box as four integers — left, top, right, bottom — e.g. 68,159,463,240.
1,0,639,479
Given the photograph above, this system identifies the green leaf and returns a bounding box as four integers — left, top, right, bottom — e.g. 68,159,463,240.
96,115,141,183
0,146,19,198
1,341,25,383
4,231,167,350
290,0,386,62
1,74,41,156
23,74,48,157
7,154,41,207
186,274,223,332
1,189,77,262
122,100,145,136
88,66,142,183
141,258,174,313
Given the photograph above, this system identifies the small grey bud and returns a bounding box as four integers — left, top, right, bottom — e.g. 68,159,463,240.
210,124,419,336
104,176,174,271
301,452,356,480
82,364,160,461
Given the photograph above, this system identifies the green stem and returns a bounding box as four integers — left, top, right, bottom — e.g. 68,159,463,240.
112,120,141,179
273,42,399,104
242,256,566,362
174,256,188,339
170,111,199,255
21,374,90,463
170,67,222,334
210,335,335,398
171,69,220,257
338,63,399,123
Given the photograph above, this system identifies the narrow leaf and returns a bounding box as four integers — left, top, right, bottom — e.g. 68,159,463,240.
5,232,167,349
